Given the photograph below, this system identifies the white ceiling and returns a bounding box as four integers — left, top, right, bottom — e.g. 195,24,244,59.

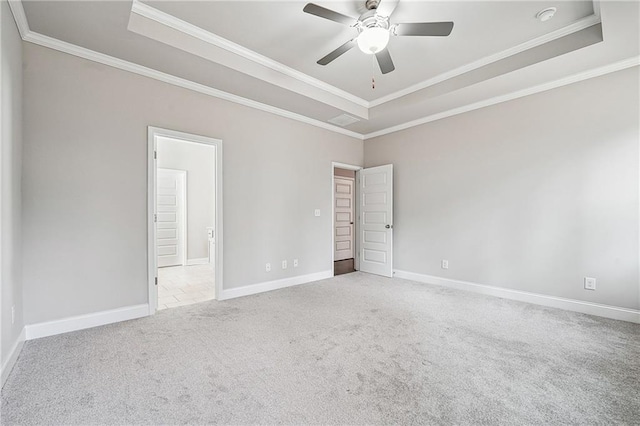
13,1,640,138
144,0,595,100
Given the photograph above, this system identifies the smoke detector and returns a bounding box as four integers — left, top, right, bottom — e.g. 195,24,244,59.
536,7,557,22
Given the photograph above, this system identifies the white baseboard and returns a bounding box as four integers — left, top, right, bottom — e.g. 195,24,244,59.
220,270,333,300
25,304,150,340
186,258,209,266
394,270,640,324
1,327,26,388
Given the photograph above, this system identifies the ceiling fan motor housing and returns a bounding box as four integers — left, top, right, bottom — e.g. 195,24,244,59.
358,9,389,31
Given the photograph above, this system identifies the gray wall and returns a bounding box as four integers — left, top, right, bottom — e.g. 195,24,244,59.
365,67,640,310
22,43,363,324
157,137,215,261
1,0,24,369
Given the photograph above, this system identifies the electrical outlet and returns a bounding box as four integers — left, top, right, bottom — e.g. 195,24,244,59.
265,263,271,272
293,259,299,268
584,277,596,290
11,306,15,325
282,260,287,269
441,260,449,269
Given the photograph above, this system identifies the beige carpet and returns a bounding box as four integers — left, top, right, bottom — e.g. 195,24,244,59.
2,272,639,425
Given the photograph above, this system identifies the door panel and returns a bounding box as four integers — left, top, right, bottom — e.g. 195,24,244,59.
156,169,186,268
359,164,393,277
334,177,355,261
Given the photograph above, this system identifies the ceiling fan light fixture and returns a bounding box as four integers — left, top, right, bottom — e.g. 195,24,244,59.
357,27,390,54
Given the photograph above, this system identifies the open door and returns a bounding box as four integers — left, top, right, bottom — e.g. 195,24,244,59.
358,164,393,277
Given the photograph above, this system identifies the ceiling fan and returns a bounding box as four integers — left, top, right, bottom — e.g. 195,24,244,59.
303,0,454,74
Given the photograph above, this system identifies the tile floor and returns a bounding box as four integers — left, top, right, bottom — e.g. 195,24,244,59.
157,264,215,310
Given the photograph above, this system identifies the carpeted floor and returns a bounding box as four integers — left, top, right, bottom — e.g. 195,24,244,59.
2,272,639,425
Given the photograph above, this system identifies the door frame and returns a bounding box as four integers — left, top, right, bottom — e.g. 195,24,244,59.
156,168,187,268
331,162,362,276
148,127,223,314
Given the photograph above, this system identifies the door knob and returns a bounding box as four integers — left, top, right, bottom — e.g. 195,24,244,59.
385,224,392,229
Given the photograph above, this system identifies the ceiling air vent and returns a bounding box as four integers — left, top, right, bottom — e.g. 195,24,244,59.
327,114,360,127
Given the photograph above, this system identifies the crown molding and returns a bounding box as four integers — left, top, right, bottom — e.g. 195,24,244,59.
130,0,370,112
22,30,364,140
7,0,29,38
363,56,640,139
8,0,632,142
368,12,602,107
130,0,602,111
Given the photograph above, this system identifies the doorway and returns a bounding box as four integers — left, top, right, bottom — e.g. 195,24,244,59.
334,167,356,275
331,162,394,279
148,127,223,314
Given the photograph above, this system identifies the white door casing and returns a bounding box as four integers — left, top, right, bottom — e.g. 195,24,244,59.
156,168,186,267
359,164,393,277
148,126,223,314
334,177,354,261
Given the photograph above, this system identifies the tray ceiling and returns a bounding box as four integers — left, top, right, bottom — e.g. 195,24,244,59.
13,1,640,138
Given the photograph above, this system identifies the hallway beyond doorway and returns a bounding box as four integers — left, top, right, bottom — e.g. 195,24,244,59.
157,264,215,310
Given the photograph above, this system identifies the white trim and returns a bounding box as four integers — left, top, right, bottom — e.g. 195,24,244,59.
186,258,209,266
333,176,356,263
148,129,158,313
7,0,29,39
331,162,362,276
220,270,332,300
20,31,363,140
24,304,150,340
129,0,602,111
332,162,363,171
131,0,601,111
368,14,601,107
21,26,636,143
8,0,633,142
364,57,640,139
394,270,640,324
130,0,369,110
592,0,602,19
1,328,26,387
148,127,224,312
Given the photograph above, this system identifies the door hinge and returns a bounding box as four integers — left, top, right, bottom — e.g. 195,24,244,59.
154,214,157,223
155,276,158,286
153,151,157,160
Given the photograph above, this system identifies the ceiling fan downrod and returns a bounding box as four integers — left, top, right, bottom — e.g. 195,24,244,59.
364,0,380,10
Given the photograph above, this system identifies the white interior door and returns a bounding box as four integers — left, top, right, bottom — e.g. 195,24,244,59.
334,177,354,261
358,164,393,277
157,169,186,268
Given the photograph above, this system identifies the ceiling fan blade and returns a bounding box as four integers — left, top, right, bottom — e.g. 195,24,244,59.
303,3,357,26
375,48,395,74
393,22,454,37
375,0,400,18
317,39,357,65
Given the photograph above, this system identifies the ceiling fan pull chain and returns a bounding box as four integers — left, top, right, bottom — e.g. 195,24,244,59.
372,55,376,89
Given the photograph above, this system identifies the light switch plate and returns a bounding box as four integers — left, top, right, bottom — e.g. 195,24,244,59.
314,209,321,217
